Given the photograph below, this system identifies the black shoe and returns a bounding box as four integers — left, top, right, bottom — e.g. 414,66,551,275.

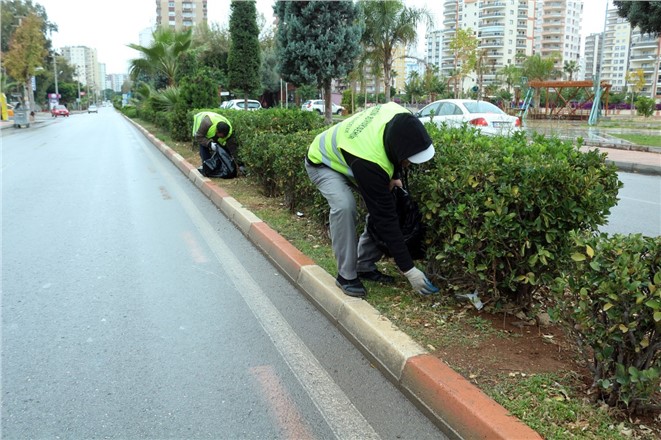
358,269,395,284
335,275,367,298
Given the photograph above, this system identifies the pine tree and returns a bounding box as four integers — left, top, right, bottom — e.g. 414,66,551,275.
227,0,261,105
275,0,362,122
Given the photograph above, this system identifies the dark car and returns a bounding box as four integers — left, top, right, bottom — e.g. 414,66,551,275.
51,105,70,117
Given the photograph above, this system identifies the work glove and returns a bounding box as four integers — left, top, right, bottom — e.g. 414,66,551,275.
210,142,220,153
404,267,439,296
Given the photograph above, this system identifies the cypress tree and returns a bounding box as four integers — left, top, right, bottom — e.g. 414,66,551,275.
227,0,261,105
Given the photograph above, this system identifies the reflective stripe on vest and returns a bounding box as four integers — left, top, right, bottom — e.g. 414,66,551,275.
308,102,409,179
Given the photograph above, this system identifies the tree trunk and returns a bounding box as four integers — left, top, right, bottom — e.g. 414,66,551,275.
323,80,332,124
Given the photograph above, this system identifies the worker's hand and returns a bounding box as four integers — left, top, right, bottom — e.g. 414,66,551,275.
389,179,403,191
210,142,219,153
404,267,439,296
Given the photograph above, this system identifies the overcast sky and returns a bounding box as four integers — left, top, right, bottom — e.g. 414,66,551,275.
37,0,608,74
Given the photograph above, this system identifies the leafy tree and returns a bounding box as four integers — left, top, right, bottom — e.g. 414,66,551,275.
3,12,47,111
360,0,429,102
1,0,55,53
128,27,193,87
625,69,646,109
260,46,280,108
563,60,579,81
448,28,479,98
635,96,656,117
275,0,362,122
421,64,445,102
227,0,261,106
192,22,231,81
614,1,661,36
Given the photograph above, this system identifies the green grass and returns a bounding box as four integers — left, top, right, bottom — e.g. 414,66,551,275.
609,133,661,147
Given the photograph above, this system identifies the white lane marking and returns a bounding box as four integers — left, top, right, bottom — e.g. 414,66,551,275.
139,138,381,440
618,195,660,206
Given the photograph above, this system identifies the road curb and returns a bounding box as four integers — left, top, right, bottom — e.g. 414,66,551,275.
127,117,544,439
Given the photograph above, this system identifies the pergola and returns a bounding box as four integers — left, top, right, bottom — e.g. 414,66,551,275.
527,80,612,120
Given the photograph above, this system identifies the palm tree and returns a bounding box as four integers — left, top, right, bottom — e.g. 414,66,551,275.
360,0,431,102
563,60,579,81
128,28,193,87
521,53,561,110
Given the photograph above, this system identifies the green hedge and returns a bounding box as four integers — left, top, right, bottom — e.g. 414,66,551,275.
414,124,621,305
554,232,661,414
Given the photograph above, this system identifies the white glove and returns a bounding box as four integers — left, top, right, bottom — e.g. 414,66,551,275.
404,267,439,295
210,142,219,152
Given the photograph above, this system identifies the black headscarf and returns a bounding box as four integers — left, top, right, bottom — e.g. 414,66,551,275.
383,113,432,166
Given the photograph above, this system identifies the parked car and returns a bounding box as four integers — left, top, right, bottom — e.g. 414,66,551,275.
416,99,522,136
88,104,98,113
222,99,262,111
301,99,345,115
51,105,70,117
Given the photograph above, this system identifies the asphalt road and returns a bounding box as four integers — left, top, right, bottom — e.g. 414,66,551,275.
1,109,446,439
600,172,661,237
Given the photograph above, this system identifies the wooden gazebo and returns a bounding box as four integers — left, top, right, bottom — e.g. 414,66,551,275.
526,80,612,120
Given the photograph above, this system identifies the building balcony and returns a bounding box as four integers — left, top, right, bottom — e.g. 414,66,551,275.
545,2,564,10
480,1,506,8
479,11,505,18
444,17,459,26
631,39,660,49
480,40,504,48
480,20,505,28
629,52,658,62
444,0,458,7
479,30,505,37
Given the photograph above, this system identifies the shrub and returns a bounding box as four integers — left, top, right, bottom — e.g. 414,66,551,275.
415,125,621,305
635,96,656,118
554,232,661,414
121,105,137,118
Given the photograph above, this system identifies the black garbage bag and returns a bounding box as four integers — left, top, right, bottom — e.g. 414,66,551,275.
367,185,427,260
202,147,237,179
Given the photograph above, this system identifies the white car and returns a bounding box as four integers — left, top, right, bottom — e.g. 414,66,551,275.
221,99,262,111
301,99,345,115
416,99,522,136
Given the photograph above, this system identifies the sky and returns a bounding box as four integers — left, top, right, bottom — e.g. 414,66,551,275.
37,0,609,75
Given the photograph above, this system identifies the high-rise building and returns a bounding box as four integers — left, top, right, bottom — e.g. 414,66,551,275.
156,0,207,30
534,0,583,70
61,46,102,99
439,0,536,91
583,33,602,81
628,31,661,99
601,7,632,92
425,29,443,69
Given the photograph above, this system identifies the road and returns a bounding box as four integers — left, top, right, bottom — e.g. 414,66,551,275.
600,172,661,237
1,108,445,439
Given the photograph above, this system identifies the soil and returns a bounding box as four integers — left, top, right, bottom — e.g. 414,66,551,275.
432,306,661,438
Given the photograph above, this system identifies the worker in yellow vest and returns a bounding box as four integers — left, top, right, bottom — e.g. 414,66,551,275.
305,102,439,298
192,111,238,171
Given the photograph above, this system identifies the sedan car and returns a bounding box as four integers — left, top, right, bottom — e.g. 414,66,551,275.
222,99,262,111
416,99,521,136
301,99,345,115
51,105,70,117
88,104,98,113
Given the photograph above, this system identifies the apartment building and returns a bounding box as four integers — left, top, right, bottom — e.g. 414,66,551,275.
60,46,102,99
425,29,443,68
628,31,661,99
600,7,632,93
583,33,602,81
534,0,583,69
156,0,207,30
438,0,536,91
